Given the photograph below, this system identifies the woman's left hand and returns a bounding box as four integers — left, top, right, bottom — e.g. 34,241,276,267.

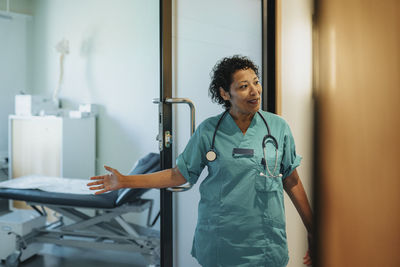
303,232,313,266
303,249,312,266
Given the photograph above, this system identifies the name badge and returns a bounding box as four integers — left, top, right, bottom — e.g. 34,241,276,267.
232,148,254,157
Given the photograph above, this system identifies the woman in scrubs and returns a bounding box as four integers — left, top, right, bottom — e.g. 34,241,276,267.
88,56,313,267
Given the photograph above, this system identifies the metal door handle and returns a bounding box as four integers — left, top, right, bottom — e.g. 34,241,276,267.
153,97,195,192
165,98,195,136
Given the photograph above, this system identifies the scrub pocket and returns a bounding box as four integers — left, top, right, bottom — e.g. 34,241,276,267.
255,173,286,228
263,189,286,228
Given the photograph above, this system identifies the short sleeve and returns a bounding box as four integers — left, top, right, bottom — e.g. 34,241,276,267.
176,124,207,185
280,123,302,179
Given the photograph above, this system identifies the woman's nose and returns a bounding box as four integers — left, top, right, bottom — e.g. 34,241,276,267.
249,85,259,95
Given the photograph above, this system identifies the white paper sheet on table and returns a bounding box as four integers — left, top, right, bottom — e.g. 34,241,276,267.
0,175,94,195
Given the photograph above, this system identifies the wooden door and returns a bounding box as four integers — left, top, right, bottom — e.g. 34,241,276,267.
314,0,400,266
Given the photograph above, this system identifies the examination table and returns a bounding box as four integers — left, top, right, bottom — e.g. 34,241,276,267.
0,153,161,266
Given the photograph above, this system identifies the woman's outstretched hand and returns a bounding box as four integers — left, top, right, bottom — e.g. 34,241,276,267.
87,165,125,194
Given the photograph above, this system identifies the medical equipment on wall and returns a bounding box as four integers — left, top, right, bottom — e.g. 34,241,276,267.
53,39,69,106
206,110,282,178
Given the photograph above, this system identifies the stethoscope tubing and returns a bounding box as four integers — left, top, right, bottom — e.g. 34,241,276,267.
210,110,229,150
207,110,281,178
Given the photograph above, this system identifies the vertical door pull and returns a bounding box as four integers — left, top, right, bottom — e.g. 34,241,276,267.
153,97,195,192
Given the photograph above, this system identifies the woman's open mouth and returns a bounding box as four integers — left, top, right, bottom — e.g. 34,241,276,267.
248,99,259,105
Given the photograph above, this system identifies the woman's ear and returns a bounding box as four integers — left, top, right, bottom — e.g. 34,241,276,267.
219,87,230,101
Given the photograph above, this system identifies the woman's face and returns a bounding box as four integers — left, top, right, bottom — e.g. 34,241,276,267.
220,68,262,116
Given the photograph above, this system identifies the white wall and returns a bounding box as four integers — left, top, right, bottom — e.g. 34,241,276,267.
280,0,314,267
30,0,159,174
0,11,32,162
28,0,160,226
172,0,262,266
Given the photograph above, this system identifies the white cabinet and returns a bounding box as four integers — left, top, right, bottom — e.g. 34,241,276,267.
8,115,96,180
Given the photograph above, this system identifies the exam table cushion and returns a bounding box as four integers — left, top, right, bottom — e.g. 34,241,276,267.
0,188,119,209
0,153,160,209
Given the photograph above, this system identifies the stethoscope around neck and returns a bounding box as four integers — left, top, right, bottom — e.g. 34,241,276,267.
206,110,282,178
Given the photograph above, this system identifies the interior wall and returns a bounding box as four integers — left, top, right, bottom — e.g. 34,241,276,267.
172,0,261,266
0,10,32,164
28,0,160,227
279,0,314,266
29,0,159,174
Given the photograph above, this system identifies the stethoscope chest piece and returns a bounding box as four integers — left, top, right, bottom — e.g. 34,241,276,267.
206,150,217,162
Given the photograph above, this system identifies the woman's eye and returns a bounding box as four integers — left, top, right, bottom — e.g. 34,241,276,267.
240,84,248,89
254,81,260,85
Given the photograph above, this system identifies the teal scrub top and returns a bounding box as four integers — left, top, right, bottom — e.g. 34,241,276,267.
176,110,302,267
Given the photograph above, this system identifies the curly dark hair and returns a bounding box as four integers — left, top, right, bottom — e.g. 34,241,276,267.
209,55,260,109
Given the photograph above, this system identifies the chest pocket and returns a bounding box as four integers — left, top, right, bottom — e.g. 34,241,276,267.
208,153,258,183
254,148,286,228
206,150,261,201
254,142,283,190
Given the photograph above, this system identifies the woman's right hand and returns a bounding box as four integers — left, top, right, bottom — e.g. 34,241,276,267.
87,165,125,194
